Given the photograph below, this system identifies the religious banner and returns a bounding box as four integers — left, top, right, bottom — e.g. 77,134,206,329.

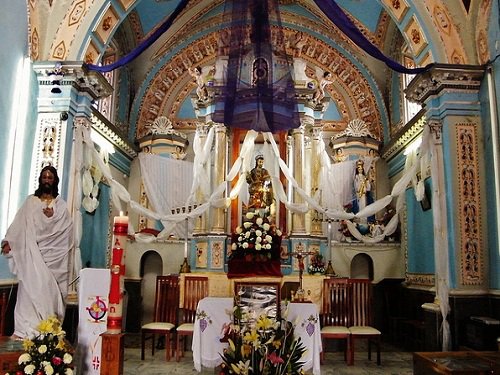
77,268,111,374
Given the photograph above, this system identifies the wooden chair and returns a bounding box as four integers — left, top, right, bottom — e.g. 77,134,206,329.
0,290,7,336
320,278,352,364
141,274,180,361
348,278,381,365
176,275,208,361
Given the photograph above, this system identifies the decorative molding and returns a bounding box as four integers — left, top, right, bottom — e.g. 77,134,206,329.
456,123,483,286
33,62,114,100
332,118,377,140
381,113,425,160
405,64,485,104
91,112,138,159
137,28,383,140
427,119,443,144
406,273,435,287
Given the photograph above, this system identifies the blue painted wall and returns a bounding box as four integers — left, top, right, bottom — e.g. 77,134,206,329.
405,183,435,274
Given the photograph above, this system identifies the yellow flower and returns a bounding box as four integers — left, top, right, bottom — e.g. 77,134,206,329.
243,330,260,348
228,338,236,352
240,343,252,357
56,338,67,350
256,316,274,330
230,360,251,374
22,338,34,351
272,339,282,349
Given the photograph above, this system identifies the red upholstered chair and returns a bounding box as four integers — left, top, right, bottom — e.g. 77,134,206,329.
320,278,352,364
176,275,209,361
141,274,180,361
348,278,381,365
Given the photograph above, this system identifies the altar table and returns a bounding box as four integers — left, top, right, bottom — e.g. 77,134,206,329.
192,297,322,375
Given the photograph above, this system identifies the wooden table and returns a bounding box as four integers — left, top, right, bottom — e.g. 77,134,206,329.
0,336,24,373
413,351,500,374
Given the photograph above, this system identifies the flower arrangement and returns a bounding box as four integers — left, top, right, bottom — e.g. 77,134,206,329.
6,316,74,375
307,253,325,275
219,302,306,375
230,211,282,262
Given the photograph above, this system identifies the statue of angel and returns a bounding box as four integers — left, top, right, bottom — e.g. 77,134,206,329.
311,69,334,103
188,65,214,101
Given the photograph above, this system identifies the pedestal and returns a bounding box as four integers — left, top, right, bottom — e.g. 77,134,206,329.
100,333,124,375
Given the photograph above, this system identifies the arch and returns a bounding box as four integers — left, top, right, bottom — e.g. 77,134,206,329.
133,27,386,140
139,250,163,324
350,253,374,280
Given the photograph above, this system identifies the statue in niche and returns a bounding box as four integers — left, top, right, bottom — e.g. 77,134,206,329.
353,159,374,224
246,155,273,209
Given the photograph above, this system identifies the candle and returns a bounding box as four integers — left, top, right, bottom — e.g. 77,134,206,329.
108,212,128,334
113,213,129,235
184,240,188,258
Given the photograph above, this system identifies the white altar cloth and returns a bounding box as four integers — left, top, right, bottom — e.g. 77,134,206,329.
192,297,322,374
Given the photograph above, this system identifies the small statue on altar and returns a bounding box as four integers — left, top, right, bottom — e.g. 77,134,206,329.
246,155,273,209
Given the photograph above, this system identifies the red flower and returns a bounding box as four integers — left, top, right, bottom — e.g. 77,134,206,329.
267,351,284,364
52,356,63,366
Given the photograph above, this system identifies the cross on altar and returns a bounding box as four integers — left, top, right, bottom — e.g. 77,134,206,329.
290,245,317,300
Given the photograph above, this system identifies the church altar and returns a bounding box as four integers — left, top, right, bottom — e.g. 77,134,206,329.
178,273,327,310
192,297,322,375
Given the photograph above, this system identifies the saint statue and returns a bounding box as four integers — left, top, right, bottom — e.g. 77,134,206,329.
353,159,374,223
246,155,273,208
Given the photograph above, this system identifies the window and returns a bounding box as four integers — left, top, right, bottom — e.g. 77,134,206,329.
402,54,421,123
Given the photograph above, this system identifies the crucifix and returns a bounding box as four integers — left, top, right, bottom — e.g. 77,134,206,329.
290,243,316,301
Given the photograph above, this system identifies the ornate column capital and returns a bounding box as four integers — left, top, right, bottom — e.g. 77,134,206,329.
196,122,210,136
427,119,443,144
405,64,484,105
33,61,113,101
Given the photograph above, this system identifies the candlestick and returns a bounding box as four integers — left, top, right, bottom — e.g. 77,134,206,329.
107,214,128,334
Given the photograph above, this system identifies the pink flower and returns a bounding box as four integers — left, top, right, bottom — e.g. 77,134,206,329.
267,351,284,364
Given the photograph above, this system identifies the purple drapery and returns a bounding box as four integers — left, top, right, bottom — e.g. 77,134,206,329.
313,0,431,74
84,0,190,73
211,0,300,132
83,0,432,133
83,0,431,76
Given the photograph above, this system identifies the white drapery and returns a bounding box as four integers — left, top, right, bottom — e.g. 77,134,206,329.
71,122,450,351
139,153,194,238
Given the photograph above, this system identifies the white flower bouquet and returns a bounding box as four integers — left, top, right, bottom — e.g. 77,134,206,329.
5,316,74,375
230,211,282,262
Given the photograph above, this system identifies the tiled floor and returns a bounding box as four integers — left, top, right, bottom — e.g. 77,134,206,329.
124,335,414,375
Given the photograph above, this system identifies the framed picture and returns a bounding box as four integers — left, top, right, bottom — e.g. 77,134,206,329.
234,282,281,320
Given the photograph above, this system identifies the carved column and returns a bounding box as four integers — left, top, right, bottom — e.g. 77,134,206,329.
290,122,307,235
193,123,209,234
406,64,486,292
310,125,323,236
210,123,227,233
